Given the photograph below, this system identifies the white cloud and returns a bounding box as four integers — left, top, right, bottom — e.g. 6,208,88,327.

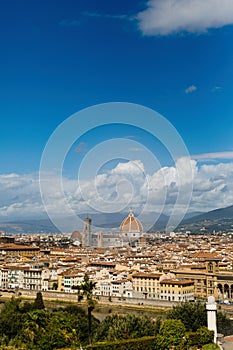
137,0,233,35
0,173,43,218
83,12,127,20
211,86,222,92
1,158,233,224
192,151,233,161
191,162,233,211
185,85,197,94
110,159,145,176
129,147,143,152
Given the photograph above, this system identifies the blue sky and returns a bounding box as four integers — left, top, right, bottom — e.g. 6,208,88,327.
1,0,233,225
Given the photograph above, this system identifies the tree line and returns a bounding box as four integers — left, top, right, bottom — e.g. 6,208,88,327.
0,275,232,349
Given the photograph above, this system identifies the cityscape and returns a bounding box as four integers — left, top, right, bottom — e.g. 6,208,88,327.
1,0,233,349
1,208,233,305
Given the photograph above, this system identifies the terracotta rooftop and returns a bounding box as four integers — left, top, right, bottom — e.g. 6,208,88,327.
132,272,162,278
0,244,39,250
192,252,219,259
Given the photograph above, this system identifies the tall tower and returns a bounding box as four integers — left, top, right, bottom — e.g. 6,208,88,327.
97,232,103,248
82,218,92,247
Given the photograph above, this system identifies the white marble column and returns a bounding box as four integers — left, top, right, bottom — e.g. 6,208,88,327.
206,296,217,344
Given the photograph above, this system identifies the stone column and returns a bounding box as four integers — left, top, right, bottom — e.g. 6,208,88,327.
206,296,217,344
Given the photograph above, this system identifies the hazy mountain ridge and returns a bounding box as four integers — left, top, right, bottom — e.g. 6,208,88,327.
1,206,232,234
178,205,233,233
0,211,168,234
0,210,198,234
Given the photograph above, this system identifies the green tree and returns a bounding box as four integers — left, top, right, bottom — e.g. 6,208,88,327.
19,309,48,348
33,292,45,310
0,298,23,343
73,274,97,345
167,301,233,336
186,326,214,348
167,302,207,331
93,314,158,342
20,301,34,313
217,311,233,336
13,306,96,349
196,326,214,346
0,298,98,349
36,311,79,350
155,319,186,350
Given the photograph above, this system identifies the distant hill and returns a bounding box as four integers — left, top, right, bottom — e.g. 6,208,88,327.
2,205,230,235
178,205,233,233
0,213,131,234
182,211,203,220
0,218,59,234
0,211,169,234
146,211,203,232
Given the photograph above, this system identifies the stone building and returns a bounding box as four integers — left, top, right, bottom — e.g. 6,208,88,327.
81,209,144,248
131,271,194,301
0,244,40,257
172,255,233,300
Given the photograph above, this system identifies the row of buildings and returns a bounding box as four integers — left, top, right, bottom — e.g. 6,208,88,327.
0,262,194,303
0,210,233,303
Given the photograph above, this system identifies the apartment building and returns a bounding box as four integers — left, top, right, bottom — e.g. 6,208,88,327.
159,279,194,302
131,272,194,301
132,272,162,299
95,278,133,298
0,265,59,291
58,268,84,293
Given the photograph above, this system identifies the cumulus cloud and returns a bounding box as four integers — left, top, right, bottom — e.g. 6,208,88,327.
0,173,43,219
137,0,233,35
185,85,197,94
1,158,233,224
191,162,233,211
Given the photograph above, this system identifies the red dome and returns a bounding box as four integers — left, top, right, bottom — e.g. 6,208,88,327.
120,209,143,233
71,231,82,240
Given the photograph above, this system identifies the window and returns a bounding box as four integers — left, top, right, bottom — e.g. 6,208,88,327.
208,263,213,273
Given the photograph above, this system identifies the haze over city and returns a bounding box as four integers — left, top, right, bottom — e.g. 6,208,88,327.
1,0,233,227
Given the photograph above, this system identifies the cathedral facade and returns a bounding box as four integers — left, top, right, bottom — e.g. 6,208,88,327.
79,209,144,248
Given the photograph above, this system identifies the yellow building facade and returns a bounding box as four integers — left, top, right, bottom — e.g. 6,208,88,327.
131,272,194,301
173,258,233,300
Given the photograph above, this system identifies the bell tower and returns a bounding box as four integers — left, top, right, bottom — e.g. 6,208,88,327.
82,217,92,247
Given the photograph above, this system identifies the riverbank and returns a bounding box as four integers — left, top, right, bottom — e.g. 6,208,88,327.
0,290,170,321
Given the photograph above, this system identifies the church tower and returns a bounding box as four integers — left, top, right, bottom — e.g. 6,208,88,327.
82,217,92,247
